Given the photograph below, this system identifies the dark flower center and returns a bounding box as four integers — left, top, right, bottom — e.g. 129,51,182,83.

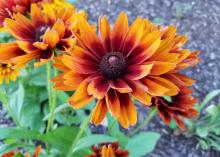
35,26,49,41
99,52,126,80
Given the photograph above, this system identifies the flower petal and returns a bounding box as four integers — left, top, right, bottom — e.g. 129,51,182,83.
110,79,132,93
126,63,153,80
91,99,108,125
106,90,121,118
43,29,60,48
0,43,25,63
99,16,112,52
87,75,110,99
68,79,93,109
111,12,129,52
150,61,176,75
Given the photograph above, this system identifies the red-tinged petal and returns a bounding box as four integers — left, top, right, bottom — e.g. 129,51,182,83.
63,71,86,89
53,55,70,71
68,79,93,109
126,63,153,80
42,3,56,24
147,76,179,96
13,13,35,37
33,145,41,157
128,30,161,64
13,51,39,65
43,29,60,48
4,18,34,40
99,16,112,52
161,25,177,40
164,73,195,87
17,41,39,54
122,18,144,56
150,61,176,75
0,43,25,63
52,19,65,38
52,74,76,91
91,99,108,125
77,19,105,58
62,55,97,74
111,12,129,52
30,4,47,27
106,90,121,118
126,79,151,105
118,93,137,127
87,75,110,99
109,79,132,93
33,42,48,50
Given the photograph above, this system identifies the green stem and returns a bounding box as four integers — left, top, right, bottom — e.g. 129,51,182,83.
129,108,157,136
66,113,92,157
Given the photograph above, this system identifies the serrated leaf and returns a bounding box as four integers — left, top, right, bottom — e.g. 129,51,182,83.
196,127,208,138
125,132,160,157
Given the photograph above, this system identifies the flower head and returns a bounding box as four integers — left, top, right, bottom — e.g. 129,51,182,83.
53,12,200,128
0,61,21,85
2,145,41,157
151,87,198,129
86,142,129,157
0,3,85,67
0,0,43,28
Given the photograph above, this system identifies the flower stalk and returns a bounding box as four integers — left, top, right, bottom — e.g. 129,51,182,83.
129,108,157,136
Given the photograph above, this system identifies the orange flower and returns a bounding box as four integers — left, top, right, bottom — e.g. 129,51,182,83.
151,87,198,129
0,3,85,67
0,0,43,28
86,142,129,157
2,145,41,157
52,12,194,128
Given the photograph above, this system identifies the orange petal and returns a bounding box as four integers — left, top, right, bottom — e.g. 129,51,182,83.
126,63,153,80
111,12,129,52
91,99,108,125
33,145,42,157
106,90,121,118
127,80,151,105
17,41,39,54
150,61,176,75
13,51,40,65
31,4,47,27
43,29,60,48
52,19,65,38
33,42,48,50
164,73,195,87
77,19,105,57
122,18,144,56
129,30,161,64
146,76,179,96
161,25,177,40
52,74,76,91
63,71,85,89
68,79,93,109
110,79,132,93
4,18,34,40
99,16,112,52
118,93,137,128
0,43,25,63
87,76,110,99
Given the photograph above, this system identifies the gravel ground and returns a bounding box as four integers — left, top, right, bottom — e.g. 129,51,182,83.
76,0,220,157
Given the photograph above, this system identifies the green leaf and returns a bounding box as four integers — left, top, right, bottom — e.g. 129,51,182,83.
9,83,25,120
196,127,209,138
14,153,25,157
43,126,80,152
199,90,220,111
125,132,160,157
0,127,42,140
43,103,69,121
73,135,117,153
